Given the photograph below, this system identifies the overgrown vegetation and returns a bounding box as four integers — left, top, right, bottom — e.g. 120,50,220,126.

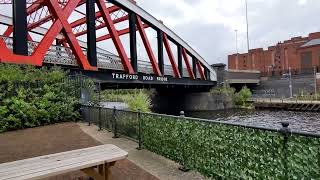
234,86,252,107
100,89,153,112
210,86,236,97
210,86,253,108
0,64,80,132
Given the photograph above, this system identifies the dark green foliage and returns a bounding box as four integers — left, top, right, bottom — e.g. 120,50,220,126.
0,64,80,132
234,86,252,107
100,89,153,112
140,114,320,179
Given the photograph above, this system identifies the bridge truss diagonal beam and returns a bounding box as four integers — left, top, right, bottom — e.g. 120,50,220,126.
163,33,181,78
196,61,206,80
45,0,95,70
182,48,195,79
96,0,134,74
136,16,161,76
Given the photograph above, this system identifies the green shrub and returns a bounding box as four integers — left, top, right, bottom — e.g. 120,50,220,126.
124,90,152,112
100,89,152,112
234,86,252,107
0,64,80,132
210,87,236,97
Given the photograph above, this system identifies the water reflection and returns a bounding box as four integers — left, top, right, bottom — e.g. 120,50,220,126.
186,109,320,133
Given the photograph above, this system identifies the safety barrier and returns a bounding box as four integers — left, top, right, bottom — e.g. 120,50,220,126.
81,105,320,179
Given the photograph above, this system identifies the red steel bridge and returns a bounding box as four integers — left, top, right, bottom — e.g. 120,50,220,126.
0,0,217,89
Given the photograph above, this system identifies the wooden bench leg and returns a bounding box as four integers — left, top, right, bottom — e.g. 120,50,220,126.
81,167,105,180
104,162,116,180
81,162,116,180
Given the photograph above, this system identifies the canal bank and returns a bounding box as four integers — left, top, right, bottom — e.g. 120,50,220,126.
187,108,320,133
251,98,320,112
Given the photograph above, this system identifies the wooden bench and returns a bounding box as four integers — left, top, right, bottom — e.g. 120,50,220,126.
0,144,128,180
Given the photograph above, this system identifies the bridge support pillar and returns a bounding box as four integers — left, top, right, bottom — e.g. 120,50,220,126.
12,0,28,55
157,30,164,75
86,0,97,67
178,45,183,77
129,12,138,73
192,57,197,79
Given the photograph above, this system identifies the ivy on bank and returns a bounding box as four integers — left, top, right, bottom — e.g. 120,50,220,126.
0,64,80,132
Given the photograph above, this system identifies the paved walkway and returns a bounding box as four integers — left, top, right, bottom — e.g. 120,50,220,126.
79,122,205,180
0,123,157,180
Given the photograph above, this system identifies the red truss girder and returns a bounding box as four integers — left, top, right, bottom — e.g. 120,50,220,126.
0,0,96,71
163,34,181,78
136,17,161,76
75,15,129,38
196,61,206,80
2,26,33,41
70,6,121,28
26,0,114,32
58,15,130,44
97,23,149,42
182,48,195,79
96,0,134,74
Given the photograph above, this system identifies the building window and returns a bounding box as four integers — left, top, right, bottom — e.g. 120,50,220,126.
300,51,312,71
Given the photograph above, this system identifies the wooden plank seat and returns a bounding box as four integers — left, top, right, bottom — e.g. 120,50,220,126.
0,144,128,180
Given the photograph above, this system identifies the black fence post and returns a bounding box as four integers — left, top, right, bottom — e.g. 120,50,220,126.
137,110,143,150
98,105,102,131
280,122,290,179
88,105,91,126
179,111,190,172
98,83,102,131
112,106,119,138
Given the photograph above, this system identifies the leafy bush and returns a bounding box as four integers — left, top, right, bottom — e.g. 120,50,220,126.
0,64,80,132
100,89,152,112
125,91,152,112
234,86,252,107
210,87,236,97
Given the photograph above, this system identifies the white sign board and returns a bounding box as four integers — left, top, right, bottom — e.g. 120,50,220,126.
317,73,320,80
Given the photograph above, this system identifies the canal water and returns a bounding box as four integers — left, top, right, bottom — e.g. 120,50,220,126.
187,109,320,133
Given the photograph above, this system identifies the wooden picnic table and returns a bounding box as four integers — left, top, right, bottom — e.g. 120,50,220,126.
0,144,128,180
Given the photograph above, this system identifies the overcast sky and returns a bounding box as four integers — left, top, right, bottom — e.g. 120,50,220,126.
136,0,320,65
1,0,320,66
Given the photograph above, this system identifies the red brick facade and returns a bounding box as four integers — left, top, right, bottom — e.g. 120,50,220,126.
228,32,320,76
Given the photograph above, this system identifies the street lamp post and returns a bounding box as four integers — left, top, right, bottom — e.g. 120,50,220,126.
245,0,250,53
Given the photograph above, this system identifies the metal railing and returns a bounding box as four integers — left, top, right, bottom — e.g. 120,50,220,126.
262,67,320,78
81,104,320,179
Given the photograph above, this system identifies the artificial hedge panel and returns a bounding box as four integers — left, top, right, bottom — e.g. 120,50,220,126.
141,113,320,179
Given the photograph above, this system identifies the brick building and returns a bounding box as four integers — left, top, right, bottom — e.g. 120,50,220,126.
228,32,320,76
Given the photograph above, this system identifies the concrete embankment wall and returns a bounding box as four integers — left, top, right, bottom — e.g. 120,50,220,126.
183,93,234,111
253,75,315,98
